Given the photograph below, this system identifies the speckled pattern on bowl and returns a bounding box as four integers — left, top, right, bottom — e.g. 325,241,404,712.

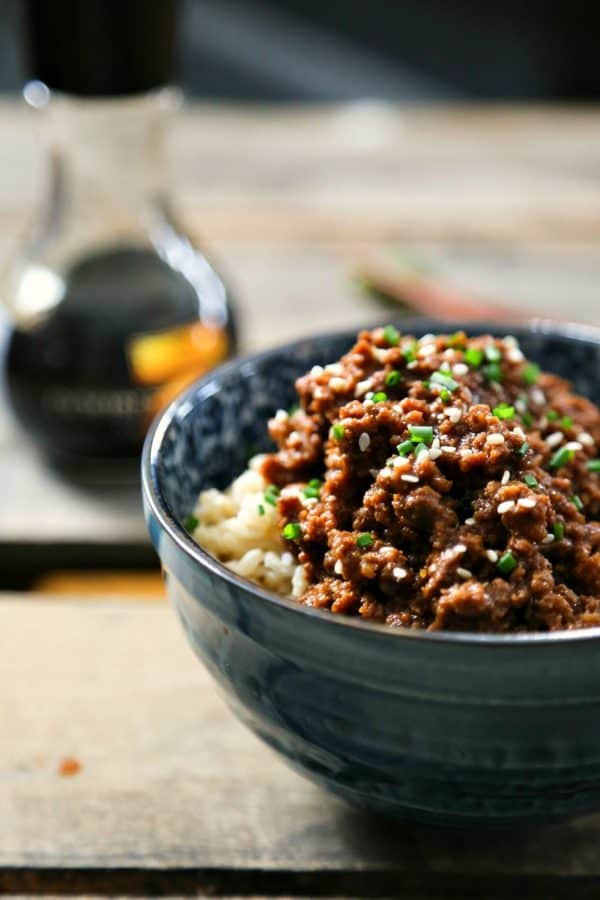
142,318,600,824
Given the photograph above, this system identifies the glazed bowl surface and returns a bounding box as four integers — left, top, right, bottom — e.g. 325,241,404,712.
142,317,600,824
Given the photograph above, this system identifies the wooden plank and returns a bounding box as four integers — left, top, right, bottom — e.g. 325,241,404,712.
3,596,600,895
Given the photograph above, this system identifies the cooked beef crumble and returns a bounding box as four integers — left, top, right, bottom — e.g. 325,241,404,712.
260,328,600,632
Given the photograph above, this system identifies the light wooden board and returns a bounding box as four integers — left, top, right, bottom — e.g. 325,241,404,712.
2,597,600,897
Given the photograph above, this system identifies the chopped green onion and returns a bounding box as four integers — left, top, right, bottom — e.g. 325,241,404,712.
288,403,299,416
372,391,388,403
522,362,540,385
561,416,573,430
483,362,503,383
382,325,400,346
397,440,414,456
464,347,484,368
493,403,515,420
440,388,451,403
485,344,502,362
183,514,199,532
414,443,428,457
523,474,538,488
303,484,321,499
257,504,265,516
549,446,575,469
448,332,466,349
517,441,530,456
497,551,517,576
331,424,345,441
521,412,533,427
431,371,459,392
553,521,565,540
422,380,430,390
356,532,374,548
282,522,302,541
408,425,434,445
547,410,559,421
308,478,322,488
402,341,418,363
571,495,584,512
587,459,600,473
385,369,402,387
264,484,280,506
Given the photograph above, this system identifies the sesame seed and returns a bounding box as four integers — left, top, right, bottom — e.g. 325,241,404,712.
428,448,442,460
517,497,536,509
531,388,546,406
325,362,343,375
416,449,430,465
288,430,301,442
274,409,289,422
504,335,519,348
392,566,407,580
453,362,469,376
446,407,462,424
329,376,347,392
487,433,505,445
501,469,511,484
515,399,527,414
432,436,441,450
463,386,473,402
369,468,379,478
419,344,437,357
419,333,436,343
407,360,419,369
457,567,472,579
512,427,526,440
334,560,344,575
564,441,583,452
441,445,457,454
454,543,467,554
542,534,554,544
578,432,594,447
497,500,515,514
372,347,389,363
440,361,451,372
538,416,548,430
313,387,326,399
310,365,324,376
460,448,473,457
507,348,524,362
486,549,499,563
465,517,476,525
401,474,420,483
358,432,371,452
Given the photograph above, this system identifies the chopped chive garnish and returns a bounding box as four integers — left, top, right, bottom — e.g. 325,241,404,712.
521,412,533,427
288,403,299,416
549,446,575,469
463,346,484,368
397,440,414,456
414,443,429,457
422,380,430,390
257,504,265,516
497,551,517,575
303,485,321,499
587,459,600,472
331,424,345,441
561,416,573,429
493,403,515,420
385,369,402,387
523,474,538,487
485,344,501,362
264,484,280,505
282,522,302,541
402,341,418,363
553,521,565,540
408,425,434,445
547,410,559,421
440,388,451,403
431,371,459,392
382,325,400,346
356,532,374,548
448,332,466,348
571,494,584,512
517,441,530,456
372,391,388,403
183,514,199,532
522,362,540,385
308,478,322,488
483,362,503,383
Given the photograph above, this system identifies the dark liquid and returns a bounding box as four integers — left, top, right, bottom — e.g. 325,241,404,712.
5,246,236,478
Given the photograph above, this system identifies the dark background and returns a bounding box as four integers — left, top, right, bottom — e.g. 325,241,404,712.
1,0,599,101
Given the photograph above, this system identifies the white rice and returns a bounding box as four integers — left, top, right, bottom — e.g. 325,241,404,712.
189,455,305,598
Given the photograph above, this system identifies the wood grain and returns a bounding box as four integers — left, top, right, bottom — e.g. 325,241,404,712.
2,597,600,898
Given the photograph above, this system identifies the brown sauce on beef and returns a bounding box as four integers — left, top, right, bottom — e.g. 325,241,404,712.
260,328,600,632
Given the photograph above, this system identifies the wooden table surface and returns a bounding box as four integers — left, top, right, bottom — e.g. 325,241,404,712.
2,102,600,897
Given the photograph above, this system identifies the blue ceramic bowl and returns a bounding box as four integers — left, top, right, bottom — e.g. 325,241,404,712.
142,318,600,825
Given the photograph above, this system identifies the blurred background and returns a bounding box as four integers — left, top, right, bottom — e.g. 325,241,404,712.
2,0,600,100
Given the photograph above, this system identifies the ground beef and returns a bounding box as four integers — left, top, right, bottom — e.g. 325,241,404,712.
260,327,600,632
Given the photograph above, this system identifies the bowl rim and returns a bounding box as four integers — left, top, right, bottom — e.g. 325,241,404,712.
142,317,600,648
